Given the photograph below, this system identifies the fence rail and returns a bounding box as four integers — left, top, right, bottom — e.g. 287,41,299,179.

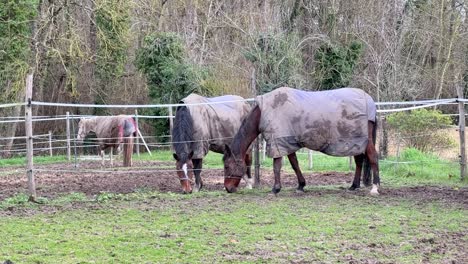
1,75,466,200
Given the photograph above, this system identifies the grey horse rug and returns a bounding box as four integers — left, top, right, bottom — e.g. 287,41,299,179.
256,87,376,158
181,94,251,159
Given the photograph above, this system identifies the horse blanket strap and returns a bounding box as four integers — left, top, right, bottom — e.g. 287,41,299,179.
181,94,251,159
256,87,377,158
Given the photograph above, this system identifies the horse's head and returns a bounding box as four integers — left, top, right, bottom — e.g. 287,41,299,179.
173,151,194,194
223,144,245,193
76,118,88,142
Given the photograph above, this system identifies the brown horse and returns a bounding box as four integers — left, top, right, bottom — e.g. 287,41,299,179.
172,94,254,194
77,115,136,167
223,87,380,195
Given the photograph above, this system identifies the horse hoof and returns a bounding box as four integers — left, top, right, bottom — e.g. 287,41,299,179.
348,185,359,191
245,178,254,189
272,187,281,194
295,189,304,194
370,184,379,196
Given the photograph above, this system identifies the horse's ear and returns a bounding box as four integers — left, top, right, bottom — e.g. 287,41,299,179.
188,151,194,159
173,153,179,161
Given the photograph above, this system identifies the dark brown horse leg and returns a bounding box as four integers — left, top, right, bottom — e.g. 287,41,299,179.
272,157,283,194
366,143,380,195
243,153,254,189
287,152,306,192
349,154,365,190
193,158,203,192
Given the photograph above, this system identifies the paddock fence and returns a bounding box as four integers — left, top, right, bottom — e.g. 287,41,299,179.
0,74,466,200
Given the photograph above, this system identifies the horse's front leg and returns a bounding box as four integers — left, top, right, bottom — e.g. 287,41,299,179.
349,154,365,190
272,157,283,194
243,153,254,189
110,146,114,167
193,158,203,192
100,149,105,167
287,152,305,193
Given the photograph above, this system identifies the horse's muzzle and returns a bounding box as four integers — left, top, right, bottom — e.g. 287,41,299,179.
225,186,238,193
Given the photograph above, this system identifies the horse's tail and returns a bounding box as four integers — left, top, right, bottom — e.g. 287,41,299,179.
123,136,134,167
363,118,377,186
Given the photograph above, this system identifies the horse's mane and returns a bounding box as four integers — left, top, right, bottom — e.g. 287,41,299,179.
225,105,261,160
173,105,194,162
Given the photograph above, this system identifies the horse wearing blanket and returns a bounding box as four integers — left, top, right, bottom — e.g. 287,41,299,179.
223,87,380,195
172,94,253,194
77,115,137,167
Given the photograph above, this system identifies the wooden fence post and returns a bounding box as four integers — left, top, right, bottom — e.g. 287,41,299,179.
168,106,174,151
48,130,53,156
456,83,466,180
251,67,260,187
25,73,36,200
135,109,140,156
66,111,71,161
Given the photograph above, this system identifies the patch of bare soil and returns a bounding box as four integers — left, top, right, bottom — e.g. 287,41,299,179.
1,160,467,208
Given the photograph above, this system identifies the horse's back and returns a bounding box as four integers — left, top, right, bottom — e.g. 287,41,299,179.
94,115,135,144
181,93,251,157
256,87,376,158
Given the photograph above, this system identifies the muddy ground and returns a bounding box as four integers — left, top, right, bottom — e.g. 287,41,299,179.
0,160,466,209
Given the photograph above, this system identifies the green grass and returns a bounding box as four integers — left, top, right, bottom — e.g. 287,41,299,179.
0,148,466,263
0,155,67,167
0,190,466,263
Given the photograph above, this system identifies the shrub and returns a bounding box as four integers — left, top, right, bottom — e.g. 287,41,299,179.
386,109,454,153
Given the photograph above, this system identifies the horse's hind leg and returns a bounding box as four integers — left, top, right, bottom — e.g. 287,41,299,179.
193,158,203,192
243,153,254,189
287,152,306,193
366,143,380,195
349,154,365,190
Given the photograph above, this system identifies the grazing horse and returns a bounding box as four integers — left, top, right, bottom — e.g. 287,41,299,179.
172,94,253,194
223,87,380,195
77,115,137,167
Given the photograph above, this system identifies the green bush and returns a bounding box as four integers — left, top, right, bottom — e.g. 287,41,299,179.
386,109,454,152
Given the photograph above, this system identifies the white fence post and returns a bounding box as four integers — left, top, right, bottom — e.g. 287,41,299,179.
48,130,53,156
66,111,71,161
308,150,313,170
135,109,140,156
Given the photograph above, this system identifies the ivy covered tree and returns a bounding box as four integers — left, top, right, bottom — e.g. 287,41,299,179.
93,0,131,114
244,33,303,94
0,0,38,156
0,0,37,102
314,41,363,90
136,32,209,137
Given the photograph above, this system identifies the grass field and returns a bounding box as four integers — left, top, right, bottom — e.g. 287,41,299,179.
0,149,467,263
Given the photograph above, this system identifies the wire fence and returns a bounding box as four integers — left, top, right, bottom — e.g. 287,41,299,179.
0,92,466,199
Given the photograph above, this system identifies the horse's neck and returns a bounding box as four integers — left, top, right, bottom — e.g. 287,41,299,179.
232,106,261,158
85,118,98,134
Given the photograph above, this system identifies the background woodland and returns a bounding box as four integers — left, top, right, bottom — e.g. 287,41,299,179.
1,0,467,149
